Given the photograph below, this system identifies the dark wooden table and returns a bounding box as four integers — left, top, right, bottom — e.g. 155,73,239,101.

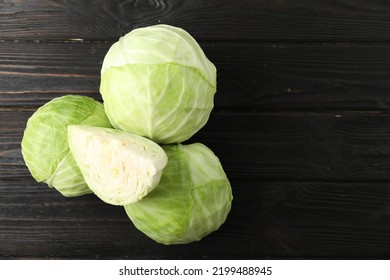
2,0,390,259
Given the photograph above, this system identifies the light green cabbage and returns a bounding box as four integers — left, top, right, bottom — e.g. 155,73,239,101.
68,125,168,205
21,95,112,197
20,25,231,245
124,143,232,244
100,24,217,144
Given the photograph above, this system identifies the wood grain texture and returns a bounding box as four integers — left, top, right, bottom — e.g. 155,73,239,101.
0,42,104,106
259,181,390,258
194,112,390,182
2,0,390,42
3,41,390,110
1,178,390,259
2,0,390,261
3,108,390,182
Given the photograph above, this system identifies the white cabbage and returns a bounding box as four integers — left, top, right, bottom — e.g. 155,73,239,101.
100,24,217,144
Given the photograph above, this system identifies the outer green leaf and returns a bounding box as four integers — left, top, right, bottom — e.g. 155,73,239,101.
101,24,216,87
101,63,214,144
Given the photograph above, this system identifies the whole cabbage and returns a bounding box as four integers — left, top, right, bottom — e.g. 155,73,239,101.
21,95,112,196
124,143,232,244
100,24,217,144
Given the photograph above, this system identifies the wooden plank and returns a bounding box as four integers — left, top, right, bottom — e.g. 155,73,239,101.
195,112,390,182
1,179,390,258
0,42,105,106
2,0,390,42
3,108,390,182
213,42,390,111
257,181,390,258
3,41,390,110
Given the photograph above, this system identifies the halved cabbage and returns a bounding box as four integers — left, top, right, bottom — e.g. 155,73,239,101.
68,125,168,205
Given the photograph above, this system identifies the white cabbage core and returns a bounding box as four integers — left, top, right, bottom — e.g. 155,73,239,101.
68,125,167,205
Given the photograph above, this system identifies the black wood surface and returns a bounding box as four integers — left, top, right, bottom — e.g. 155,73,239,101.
4,41,390,110
1,0,390,259
2,0,390,42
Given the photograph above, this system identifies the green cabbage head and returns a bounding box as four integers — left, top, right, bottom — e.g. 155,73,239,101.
124,143,232,244
21,95,112,197
100,24,217,144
